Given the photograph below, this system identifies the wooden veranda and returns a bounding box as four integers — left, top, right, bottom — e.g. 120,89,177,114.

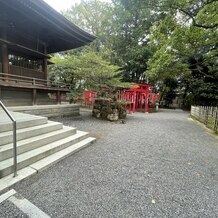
0,0,95,106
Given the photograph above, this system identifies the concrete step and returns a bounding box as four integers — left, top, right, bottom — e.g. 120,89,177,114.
0,116,48,133
0,121,63,146
30,137,96,172
0,131,90,178
0,126,77,161
0,137,96,193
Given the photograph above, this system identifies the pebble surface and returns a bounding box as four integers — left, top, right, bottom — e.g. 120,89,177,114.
1,109,218,217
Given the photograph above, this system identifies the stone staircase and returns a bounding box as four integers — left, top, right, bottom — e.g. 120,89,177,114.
0,112,95,179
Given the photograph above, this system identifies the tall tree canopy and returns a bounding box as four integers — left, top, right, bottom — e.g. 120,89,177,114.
64,0,114,55
50,0,218,107
147,0,218,106
63,0,162,83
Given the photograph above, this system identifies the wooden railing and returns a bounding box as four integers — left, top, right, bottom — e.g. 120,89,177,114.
9,65,45,81
0,72,71,90
191,106,218,133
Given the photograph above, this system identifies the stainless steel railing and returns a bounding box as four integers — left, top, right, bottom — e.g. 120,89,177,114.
0,100,17,177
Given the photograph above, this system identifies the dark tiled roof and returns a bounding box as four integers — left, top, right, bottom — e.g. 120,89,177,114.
0,0,96,53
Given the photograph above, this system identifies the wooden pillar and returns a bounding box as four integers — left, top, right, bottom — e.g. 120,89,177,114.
42,44,48,84
0,28,9,80
57,91,61,104
32,89,37,105
145,94,149,113
43,59,48,81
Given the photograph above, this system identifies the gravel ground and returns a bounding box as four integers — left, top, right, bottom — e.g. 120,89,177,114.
2,109,218,217
0,200,28,218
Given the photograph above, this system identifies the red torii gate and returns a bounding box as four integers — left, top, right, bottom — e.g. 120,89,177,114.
83,84,160,113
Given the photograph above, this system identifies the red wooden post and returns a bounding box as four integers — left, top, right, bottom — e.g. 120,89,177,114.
145,94,149,113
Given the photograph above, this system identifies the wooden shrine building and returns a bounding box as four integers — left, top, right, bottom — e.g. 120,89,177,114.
0,0,95,106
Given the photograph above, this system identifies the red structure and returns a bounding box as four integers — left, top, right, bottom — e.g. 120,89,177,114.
83,90,97,107
117,84,157,113
83,84,160,113
118,84,160,113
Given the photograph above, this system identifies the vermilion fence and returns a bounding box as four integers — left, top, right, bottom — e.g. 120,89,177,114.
191,106,218,133
116,90,160,113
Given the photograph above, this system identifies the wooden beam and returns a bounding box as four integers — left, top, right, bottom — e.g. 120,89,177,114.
0,38,50,59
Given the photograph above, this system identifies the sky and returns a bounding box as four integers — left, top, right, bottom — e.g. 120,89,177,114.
43,0,78,11
43,0,110,12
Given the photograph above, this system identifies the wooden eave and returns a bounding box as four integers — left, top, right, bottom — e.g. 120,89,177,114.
0,0,96,54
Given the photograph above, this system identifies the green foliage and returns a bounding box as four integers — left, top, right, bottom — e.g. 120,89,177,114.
110,0,161,82
63,0,114,55
53,0,217,107
49,51,131,93
163,78,178,106
147,0,218,106
63,0,160,83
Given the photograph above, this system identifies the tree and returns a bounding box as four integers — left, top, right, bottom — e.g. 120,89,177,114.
57,0,217,106
147,0,218,106
63,0,114,55
158,77,179,106
49,51,130,93
110,0,162,82
63,0,161,83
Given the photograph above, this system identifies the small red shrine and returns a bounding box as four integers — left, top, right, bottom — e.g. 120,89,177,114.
83,84,160,113
117,84,160,113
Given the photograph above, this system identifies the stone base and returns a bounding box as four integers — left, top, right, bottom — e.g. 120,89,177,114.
92,98,127,121
8,104,80,118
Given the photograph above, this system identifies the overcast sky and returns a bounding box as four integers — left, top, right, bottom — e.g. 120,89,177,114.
43,0,111,12
43,0,78,11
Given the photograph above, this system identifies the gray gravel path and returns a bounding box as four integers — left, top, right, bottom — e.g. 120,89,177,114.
2,109,218,217
0,200,28,218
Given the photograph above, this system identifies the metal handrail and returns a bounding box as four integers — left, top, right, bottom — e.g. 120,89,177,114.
0,100,17,177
